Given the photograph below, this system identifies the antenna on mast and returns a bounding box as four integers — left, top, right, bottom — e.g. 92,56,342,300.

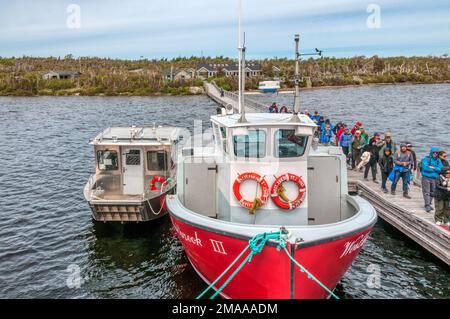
290,34,322,122
237,0,247,123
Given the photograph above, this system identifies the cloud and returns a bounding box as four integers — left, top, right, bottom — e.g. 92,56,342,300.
0,0,449,58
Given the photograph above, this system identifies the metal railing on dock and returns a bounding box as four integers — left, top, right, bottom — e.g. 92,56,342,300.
204,81,267,113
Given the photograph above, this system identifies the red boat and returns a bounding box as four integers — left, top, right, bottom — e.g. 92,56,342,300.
167,111,377,298
167,24,377,298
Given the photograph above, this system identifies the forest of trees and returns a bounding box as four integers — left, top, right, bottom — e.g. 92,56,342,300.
0,54,449,96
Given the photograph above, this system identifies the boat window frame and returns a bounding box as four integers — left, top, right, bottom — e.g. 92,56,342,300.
125,149,141,166
146,149,168,172
233,128,267,159
96,149,119,171
274,129,309,158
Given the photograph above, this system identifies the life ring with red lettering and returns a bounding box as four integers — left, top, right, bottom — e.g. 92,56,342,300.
233,172,269,209
150,175,167,191
271,173,306,210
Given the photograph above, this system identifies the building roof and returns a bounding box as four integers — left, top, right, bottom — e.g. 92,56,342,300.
196,63,227,72
222,63,262,72
44,70,81,76
163,68,195,77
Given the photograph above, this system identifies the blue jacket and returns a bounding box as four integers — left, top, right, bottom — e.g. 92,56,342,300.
321,121,333,132
320,129,333,144
339,133,352,147
421,147,443,179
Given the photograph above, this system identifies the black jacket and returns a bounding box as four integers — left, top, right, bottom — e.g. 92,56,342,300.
379,154,394,173
434,166,450,200
363,138,381,164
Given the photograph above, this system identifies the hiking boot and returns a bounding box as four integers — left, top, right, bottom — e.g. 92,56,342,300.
403,193,411,199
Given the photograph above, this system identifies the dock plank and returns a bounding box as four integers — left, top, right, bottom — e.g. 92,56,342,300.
348,169,450,266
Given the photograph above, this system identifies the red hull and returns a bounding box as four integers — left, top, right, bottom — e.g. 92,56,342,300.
170,215,373,299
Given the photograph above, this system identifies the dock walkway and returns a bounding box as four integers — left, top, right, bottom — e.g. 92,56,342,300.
205,84,450,267
348,169,450,266
203,81,266,113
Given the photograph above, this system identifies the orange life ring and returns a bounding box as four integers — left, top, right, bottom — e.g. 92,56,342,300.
150,175,166,191
271,173,306,210
233,172,269,209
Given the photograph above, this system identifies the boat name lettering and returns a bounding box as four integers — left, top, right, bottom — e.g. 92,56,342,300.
340,233,370,258
173,224,203,247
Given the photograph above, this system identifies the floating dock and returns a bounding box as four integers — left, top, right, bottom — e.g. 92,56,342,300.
205,82,450,267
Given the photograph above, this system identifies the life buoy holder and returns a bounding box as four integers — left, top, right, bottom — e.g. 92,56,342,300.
271,173,306,210
233,172,269,209
150,175,166,191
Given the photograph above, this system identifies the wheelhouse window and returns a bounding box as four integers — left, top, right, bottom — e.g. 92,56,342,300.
97,150,119,171
233,129,266,158
147,151,168,171
275,129,308,158
125,150,141,165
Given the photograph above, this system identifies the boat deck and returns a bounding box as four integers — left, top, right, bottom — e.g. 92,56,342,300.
348,169,450,266
205,83,450,267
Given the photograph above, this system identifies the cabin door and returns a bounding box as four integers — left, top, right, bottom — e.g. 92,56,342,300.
122,147,144,195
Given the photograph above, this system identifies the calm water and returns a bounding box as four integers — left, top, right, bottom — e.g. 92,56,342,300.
0,84,449,299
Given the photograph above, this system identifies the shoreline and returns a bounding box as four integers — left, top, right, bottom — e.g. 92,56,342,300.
1,81,449,97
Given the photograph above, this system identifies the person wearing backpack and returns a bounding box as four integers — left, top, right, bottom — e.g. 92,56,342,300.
391,143,413,198
421,147,443,213
433,167,450,226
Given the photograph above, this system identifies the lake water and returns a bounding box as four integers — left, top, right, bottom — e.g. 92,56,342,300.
0,84,449,299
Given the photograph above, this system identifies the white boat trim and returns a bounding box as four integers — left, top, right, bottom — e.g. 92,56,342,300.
167,194,377,247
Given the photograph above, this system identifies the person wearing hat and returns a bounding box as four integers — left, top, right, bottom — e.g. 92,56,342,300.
391,143,413,198
433,166,450,226
359,127,369,145
351,121,363,135
378,132,397,159
339,126,353,167
350,130,366,170
421,147,443,212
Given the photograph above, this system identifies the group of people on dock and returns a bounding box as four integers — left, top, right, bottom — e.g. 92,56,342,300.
296,108,450,227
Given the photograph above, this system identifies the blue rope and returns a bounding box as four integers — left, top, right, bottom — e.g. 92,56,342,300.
282,245,340,299
195,230,339,299
196,244,250,299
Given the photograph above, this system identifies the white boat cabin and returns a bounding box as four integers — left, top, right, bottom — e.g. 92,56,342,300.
177,113,353,226
87,126,182,202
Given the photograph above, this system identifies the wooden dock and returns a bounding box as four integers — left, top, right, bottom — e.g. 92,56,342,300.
203,81,266,113
205,84,450,267
348,170,450,266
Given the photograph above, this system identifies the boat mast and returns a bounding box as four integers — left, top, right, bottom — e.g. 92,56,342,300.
291,34,322,122
293,34,301,115
237,0,247,123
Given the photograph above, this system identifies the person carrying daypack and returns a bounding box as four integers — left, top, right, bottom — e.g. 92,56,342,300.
390,143,413,198
421,147,443,212
433,167,450,226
